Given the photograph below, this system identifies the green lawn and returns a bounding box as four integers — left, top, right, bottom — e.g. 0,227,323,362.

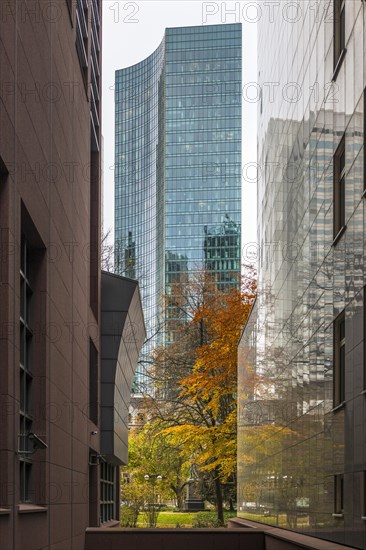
238,512,280,526
136,510,236,528
158,512,198,527
238,512,310,528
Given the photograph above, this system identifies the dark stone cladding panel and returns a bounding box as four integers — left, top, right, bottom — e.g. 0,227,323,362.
100,271,146,465
228,518,359,550
85,528,265,550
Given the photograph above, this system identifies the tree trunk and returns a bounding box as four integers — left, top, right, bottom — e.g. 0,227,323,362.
214,469,224,525
176,487,184,511
171,484,185,511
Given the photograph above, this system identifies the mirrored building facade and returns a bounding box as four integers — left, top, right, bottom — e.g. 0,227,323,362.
115,24,242,390
238,1,366,548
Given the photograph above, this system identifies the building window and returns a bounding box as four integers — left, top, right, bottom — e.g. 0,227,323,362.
0,155,7,177
75,0,88,89
334,312,345,407
361,472,366,519
90,0,101,152
89,0,101,317
333,135,346,242
334,0,345,72
334,474,344,516
364,89,366,193
19,235,34,502
89,340,98,425
364,287,366,390
66,0,73,22
100,462,118,523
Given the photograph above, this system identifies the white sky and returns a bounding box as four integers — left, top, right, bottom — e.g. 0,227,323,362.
102,1,258,254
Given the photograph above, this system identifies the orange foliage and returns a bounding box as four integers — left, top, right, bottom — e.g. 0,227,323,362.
162,267,257,481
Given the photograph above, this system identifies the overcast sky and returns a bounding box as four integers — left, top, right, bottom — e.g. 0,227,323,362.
102,1,258,251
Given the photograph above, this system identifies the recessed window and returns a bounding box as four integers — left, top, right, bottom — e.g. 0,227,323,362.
19,235,34,502
89,340,98,425
66,0,73,22
334,0,345,63
100,462,117,523
75,0,88,89
334,473,344,516
334,312,345,407
333,135,346,242
364,89,366,194
0,155,7,177
364,287,366,390
361,471,366,519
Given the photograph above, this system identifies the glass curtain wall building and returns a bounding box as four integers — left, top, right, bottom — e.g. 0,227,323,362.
238,2,366,548
115,23,242,391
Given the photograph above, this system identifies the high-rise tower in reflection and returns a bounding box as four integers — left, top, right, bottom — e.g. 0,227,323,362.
115,24,242,391
238,2,366,548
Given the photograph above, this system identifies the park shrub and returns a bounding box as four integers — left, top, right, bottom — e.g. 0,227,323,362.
192,512,222,528
120,505,139,527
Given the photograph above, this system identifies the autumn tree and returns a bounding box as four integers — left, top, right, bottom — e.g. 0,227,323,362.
120,419,191,524
150,267,257,525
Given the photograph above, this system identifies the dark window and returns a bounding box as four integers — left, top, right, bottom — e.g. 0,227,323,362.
76,0,88,89
90,0,101,152
334,474,344,515
0,155,7,176
89,340,98,425
89,0,101,316
334,0,345,70
100,463,117,523
66,0,73,22
333,135,346,241
364,89,366,193
364,286,366,389
19,235,34,502
334,312,345,407
361,471,366,518
89,156,100,318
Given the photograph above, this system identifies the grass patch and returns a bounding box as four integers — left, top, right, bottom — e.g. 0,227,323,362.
238,512,310,528
160,512,198,526
136,510,236,528
238,512,281,526
136,511,197,528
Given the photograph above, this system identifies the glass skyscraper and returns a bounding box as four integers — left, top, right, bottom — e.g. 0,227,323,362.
115,23,242,390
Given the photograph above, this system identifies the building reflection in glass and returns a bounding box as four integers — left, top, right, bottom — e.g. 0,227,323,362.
204,214,240,289
238,2,365,547
115,24,242,391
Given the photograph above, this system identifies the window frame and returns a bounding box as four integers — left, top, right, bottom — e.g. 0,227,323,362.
89,339,98,425
363,89,366,195
361,471,366,520
333,0,346,79
75,0,89,93
333,473,344,517
333,134,346,244
364,286,366,391
66,0,74,24
100,462,118,523
333,311,345,408
19,235,34,503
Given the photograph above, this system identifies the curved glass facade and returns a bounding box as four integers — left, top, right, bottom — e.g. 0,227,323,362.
115,38,165,349
115,23,242,390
